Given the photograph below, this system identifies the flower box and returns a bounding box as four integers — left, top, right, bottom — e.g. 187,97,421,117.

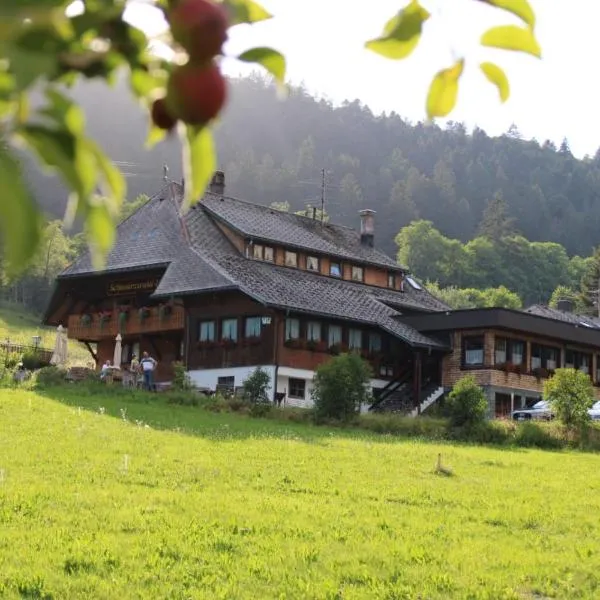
242,336,262,346
138,307,151,322
284,339,304,350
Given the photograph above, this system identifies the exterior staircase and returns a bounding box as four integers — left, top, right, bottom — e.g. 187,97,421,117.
370,377,445,417
409,386,445,418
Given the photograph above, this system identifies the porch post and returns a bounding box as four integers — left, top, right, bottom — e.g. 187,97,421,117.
413,350,422,415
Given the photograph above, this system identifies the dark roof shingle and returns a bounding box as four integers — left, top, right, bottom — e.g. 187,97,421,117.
202,193,402,269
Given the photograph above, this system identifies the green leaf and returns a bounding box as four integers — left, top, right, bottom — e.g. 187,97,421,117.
426,60,464,119
0,146,42,276
42,88,85,135
237,47,286,83
181,125,216,209
18,125,96,199
481,25,541,58
146,125,167,149
480,62,510,102
85,202,115,270
223,0,272,26
5,44,58,90
365,0,430,60
477,0,535,29
86,140,126,215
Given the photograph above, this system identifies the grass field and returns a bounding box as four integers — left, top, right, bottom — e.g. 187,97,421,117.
0,302,90,366
1,386,600,599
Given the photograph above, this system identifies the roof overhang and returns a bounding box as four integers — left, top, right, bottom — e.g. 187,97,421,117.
398,308,600,349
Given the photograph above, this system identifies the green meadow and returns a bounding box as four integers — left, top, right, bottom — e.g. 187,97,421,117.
1,386,599,599
0,303,89,366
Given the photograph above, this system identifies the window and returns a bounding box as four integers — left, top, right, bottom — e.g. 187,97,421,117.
306,321,321,341
494,338,507,364
252,244,263,259
330,262,342,277
406,276,422,290
245,317,261,338
495,338,525,366
222,318,238,342
566,349,591,374
531,344,560,370
348,328,362,350
307,256,320,272
264,246,274,262
289,378,306,399
463,336,484,366
285,318,300,340
511,341,525,365
351,266,364,282
199,320,216,342
285,251,298,267
328,325,342,347
369,332,382,353
388,273,396,289
217,376,235,392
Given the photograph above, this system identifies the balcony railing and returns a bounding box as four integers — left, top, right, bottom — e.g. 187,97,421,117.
67,306,185,340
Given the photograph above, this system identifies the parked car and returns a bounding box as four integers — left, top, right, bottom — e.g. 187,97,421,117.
512,400,554,421
588,401,600,421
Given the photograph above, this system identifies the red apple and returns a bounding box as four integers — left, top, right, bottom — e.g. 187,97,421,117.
169,0,228,63
151,98,177,131
166,62,227,125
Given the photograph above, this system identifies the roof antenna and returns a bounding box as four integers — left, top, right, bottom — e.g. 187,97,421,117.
320,168,326,225
163,163,169,182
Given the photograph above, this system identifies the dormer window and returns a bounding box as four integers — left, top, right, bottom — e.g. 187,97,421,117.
351,266,364,282
388,272,396,289
264,246,274,262
307,256,320,272
252,244,263,260
330,262,342,277
285,251,298,268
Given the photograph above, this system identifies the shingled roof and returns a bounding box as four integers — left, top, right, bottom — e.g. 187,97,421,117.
61,182,185,278
202,193,403,270
53,180,448,348
524,305,600,329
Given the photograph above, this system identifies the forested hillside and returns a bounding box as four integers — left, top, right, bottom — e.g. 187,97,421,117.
10,73,600,312
25,74,600,259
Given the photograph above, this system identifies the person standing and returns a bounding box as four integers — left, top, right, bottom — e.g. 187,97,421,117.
130,353,140,388
140,351,157,391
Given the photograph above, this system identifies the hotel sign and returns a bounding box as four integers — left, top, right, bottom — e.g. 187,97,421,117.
107,278,159,296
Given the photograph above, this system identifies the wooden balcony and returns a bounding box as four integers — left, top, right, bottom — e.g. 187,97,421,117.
67,306,185,341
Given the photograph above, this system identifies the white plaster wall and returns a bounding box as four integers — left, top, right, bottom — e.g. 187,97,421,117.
188,365,276,398
276,366,389,411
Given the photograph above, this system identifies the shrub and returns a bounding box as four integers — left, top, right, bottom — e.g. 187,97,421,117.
171,361,193,391
242,367,271,404
544,368,594,434
166,392,199,407
35,366,67,387
312,353,372,422
446,375,488,427
21,350,51,371
514,421,563,450
1,350,22,370
249,401,272,418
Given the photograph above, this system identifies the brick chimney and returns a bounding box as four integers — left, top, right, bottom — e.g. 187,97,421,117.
359,209,375,247
209,170,225,195
556,299,574,313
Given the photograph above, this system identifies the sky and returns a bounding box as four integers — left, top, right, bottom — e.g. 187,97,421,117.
119,0,600,158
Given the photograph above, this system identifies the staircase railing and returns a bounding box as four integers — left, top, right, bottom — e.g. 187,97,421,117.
370,367,411,411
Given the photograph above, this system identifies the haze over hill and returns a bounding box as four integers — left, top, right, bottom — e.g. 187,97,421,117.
25,74,600,259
